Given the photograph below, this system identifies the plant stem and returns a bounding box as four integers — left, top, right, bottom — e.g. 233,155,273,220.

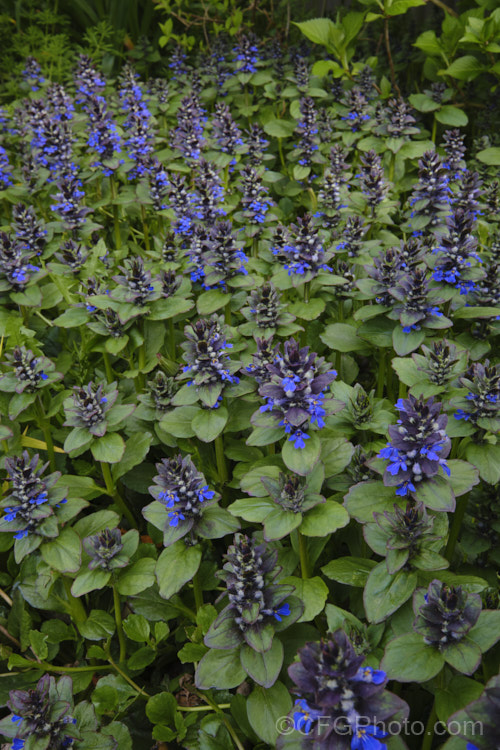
224,300,232,325
421,697,437,750
384,18,401,96
103,351,113,383
215,434,228,485
278,137,287,172
338,299,344,322
109,175,121,250
376,349,386,399
141,205,150,252
62,578,87,625
195,691,245,750
252,236,258,258
36,397,56,472
179,703,230,712
192,572,204,612
431,116,437,144
0,588,12,606
167,318,176,360
298,532,310,579
39,662,110,673
108,656,150,697
304,281,310,303
100,461,136,528
113,585,126,663
445,495,468,562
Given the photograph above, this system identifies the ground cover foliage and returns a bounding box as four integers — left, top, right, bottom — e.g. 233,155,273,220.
1,1,500,749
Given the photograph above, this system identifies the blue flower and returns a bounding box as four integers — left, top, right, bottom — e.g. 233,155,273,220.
167,510,185,527
198,486,215,502
353,666,386,685
289,430,310,449
12,739,25,749
273,602,290,621
293,699,321,734
351,724,389,750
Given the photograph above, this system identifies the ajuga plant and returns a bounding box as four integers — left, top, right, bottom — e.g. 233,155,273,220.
2,17,500,750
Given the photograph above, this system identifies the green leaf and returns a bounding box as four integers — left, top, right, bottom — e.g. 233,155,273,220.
195,648,247,690
128,646,156,671
381,633,444,682
247,681,292,746
408,94,441,112
156,541,202,600
288,298,325,321
115,559,156,596
320,323,370,352
344,481,398,523
71,568,111,597
321,438,355,476
112,432,152,481
192,407,228,443
91,432,126,464
392,326,425,356
160,406,198,438
79,610,116,640
53,307,89,328
446,460,479,497
443,638,481,675
178,642,209,663
300,501,349,537
386,0,425,14
146,691,179,725
262,119,296,138
228,497,275,522
282,432,321,476
262,508,302,541
435,674,485,723
294,17,336,47
240,638,284,687
123,614,150,642
29,630,48,661
40,528,81,573
476,147,500,166
363,563,417,623
414,475,455,512
73,510,120,538
197,290,231,314
322,557,377,587
434,105,468,127
196,506,241,539
442,55,484,81
468,610,500,653
64,427,92,455
279,576,328,622
465,443,500,485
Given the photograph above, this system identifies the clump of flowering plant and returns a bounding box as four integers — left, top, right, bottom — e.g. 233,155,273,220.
378,395,451,498
277,629,408,749
255,339,337,449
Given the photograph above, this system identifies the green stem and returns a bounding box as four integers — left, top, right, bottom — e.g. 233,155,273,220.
36,397,56,472
252,236,258,258
195,691,245,750
445,495,468,562
298,532,310,579
179,703,230,712
224,300,232,325
215,434,228,485
141,205,150,252
100,462,136,528
109,175,121,250
304,281,310,303
278,137,287,172
63,578,87,625
376,349,386,399
103,352,113,384
113,585,126,663
431,116,437,144
167,318,176,360
421,698,437,750
192,572,204,612
338,299,344,323
388,152,396,183
38,662,110,673
108,657,150,697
